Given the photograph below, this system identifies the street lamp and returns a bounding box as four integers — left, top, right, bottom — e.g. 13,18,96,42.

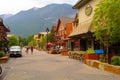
46,27,49,51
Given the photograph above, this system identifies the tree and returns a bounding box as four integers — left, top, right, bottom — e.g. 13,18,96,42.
92,0,120,63
18,37,28,47
9,36,18,47
28,39,36,46
48,29,56,42
39,36,46,49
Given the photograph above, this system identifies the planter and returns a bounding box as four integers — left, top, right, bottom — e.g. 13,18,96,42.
104,64,120,75
86,60,120,75
0,56,9,63
61,51,68,56
83,54,100,63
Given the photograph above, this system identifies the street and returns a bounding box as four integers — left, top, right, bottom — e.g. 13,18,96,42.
0,48,120,80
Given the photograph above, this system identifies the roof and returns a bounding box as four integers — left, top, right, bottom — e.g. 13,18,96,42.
68,22,91,37
7,34,15,38
57,18,74,31
73,0,91,9
39,32,48,35
34,35,38,39
0,18,10,32
5,25,10,32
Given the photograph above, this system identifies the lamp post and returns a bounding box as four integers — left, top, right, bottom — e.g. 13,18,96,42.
46,27,49,51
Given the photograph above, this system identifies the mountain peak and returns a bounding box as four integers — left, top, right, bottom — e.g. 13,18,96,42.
31,7,39,11
45,3,72,8
0,14,13,20
4,4,76,36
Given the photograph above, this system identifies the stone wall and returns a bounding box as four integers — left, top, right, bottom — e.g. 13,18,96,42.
86,60,120,75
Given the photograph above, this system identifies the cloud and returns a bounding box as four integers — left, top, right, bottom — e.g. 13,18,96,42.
0,0,36,14
33,0,76,6
0,0,77,14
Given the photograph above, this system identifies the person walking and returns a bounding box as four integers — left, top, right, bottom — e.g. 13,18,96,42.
30,46,34,54
25,46,29,54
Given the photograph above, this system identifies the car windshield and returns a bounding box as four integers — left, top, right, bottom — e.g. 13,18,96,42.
10,46,21,51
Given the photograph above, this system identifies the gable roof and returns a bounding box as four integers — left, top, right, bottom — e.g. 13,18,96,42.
0,18,10,32
56,18,74,31
68,21,91,37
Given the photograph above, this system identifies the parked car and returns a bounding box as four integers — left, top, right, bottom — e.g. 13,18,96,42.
9,46,22,57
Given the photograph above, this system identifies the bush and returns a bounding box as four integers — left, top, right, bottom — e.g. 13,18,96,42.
99,54,107,62
86,49,95,54
0,51,5,57
111,56,120,66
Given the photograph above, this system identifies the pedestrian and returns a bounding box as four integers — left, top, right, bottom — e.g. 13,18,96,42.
59,44,64,53
25,46,29,54
30,46,34,54
55,45,60,54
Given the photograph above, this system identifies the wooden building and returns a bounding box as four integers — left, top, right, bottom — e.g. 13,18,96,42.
0,18,10,53
69,0,100,51
56,18,74,48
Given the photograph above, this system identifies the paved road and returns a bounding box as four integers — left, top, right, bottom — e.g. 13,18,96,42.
1,48,120,80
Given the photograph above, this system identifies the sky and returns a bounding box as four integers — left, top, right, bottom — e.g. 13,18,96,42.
0,0,78,15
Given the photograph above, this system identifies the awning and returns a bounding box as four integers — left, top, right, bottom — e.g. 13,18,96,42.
64,38,71,41
68,22,91,37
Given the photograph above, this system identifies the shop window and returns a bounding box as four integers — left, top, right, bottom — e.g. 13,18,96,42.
74,41,80,51
109,43,120,56
94,41,100,50
80,39,87,51
88,39,92,49
71,42,74,51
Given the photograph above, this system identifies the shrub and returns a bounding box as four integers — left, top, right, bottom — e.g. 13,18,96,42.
111,56,120,66
0,51,5,57
99,54,107,62
86,49,95,54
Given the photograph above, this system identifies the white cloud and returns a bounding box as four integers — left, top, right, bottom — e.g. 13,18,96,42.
0,0,77,14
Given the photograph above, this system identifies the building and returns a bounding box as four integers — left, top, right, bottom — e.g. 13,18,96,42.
0,18,10,53
69,0,100,51
56,18,74,48
34,32,48,49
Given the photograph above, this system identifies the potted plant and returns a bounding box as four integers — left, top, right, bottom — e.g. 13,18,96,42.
0,51,9,63
0,51,5,58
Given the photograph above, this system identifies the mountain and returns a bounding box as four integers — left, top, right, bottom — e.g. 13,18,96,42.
2,4,77,37
0,14,13,20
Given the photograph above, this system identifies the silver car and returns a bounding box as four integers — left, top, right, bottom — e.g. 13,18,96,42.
9,46,22,57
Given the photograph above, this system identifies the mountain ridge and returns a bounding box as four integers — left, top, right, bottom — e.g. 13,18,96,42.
1,3,76,37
